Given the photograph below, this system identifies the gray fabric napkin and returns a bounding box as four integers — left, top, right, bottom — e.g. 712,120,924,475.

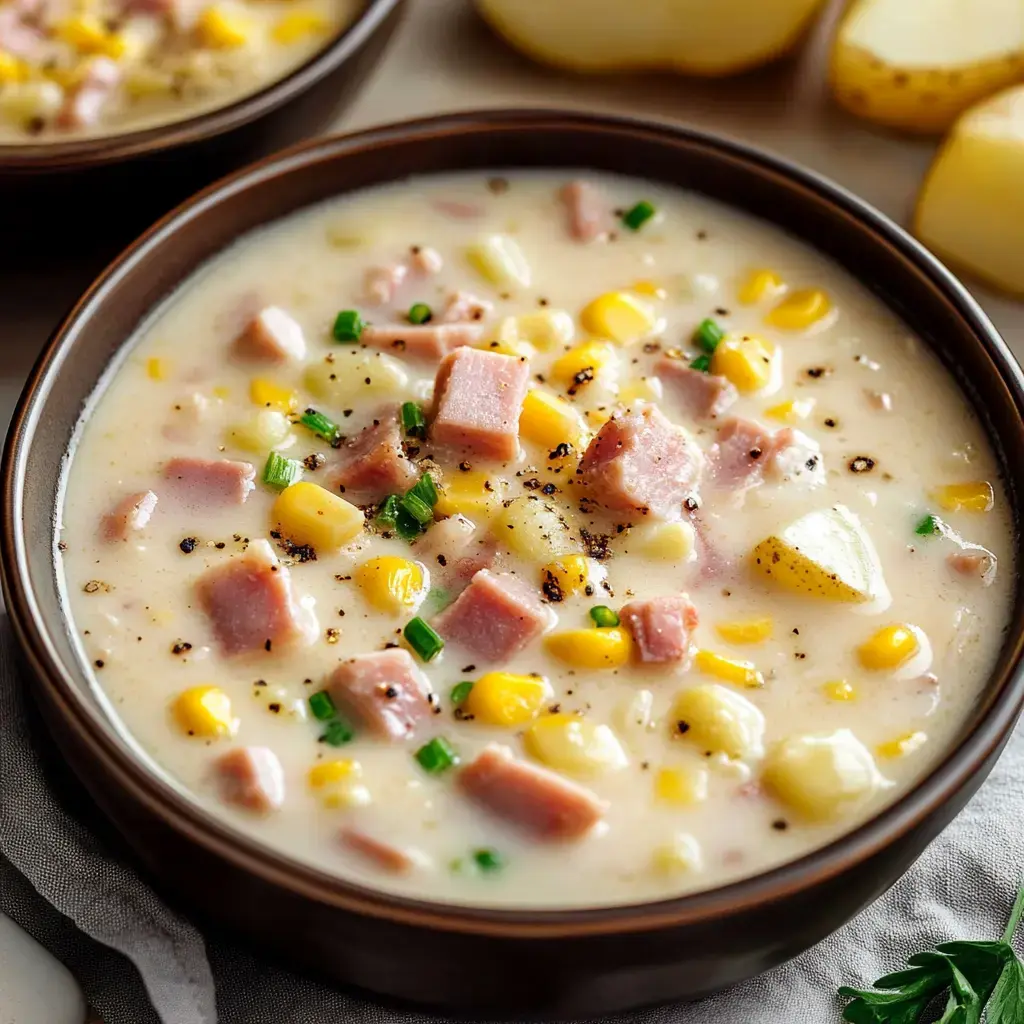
1,613,1021,1024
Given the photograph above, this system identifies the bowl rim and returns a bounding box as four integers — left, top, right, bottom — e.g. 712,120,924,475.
0,0,402,171
5,108,1024,937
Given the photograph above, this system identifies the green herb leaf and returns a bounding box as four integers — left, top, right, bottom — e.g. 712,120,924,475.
988,958,1024,1023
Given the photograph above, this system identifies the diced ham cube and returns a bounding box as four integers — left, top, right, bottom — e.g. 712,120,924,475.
577,406,703,519
361,323,483,360
327,649,433,741
560,180,610,242
215,747,284,813
430,348,531,460
196,539,317,655
410,246,443,275
441,291,493,324
413,514,495,587
100,490,158,542
948,549,997,585
766,427,824,487
620,594,699,663
432,569,554,662
233,306,306,362
340,828,421,873
330,414,417,503
57,57,121,130
707,417,773,490
364,264,408,305
458,745,606,841
164,456,255,508
658,360,738,420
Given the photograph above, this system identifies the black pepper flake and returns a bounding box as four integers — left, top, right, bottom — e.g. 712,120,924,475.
676,720,690,735
454,707,475,722
522,477,541,491
264,639,273,652
549,442,572,460
171,641,193,655
749,447,763,461
214,541,226,550
437,554,448,567
462,665,476,673
458,460,472,472
384,685,399,699
696,230,708,240
684,496,700,512
795,652,807,660
541,570,564,603
541,483,557,496
57,541,67,552
325,628,340,644
771,819,789,831
487,177,509,194
275,536,317,562
805,366,830,379
642,341,661,354
83,580,110,594
581,528,612,561
94,659,105,669
303,452,327,472
255,679,268,687
848,455,876,473
824,417,838,429
268,703,281,714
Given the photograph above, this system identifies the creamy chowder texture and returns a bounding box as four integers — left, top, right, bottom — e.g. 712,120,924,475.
59,172,1013,908
0,0,359,140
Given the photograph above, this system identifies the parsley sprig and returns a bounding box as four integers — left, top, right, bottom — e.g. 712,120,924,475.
839,879,1024,1022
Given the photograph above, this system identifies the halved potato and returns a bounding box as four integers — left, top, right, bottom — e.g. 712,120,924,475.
830,0,1024,134
475,0,826,77
915,85,1024,296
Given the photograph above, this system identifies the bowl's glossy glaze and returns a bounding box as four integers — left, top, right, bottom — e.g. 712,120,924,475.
4,111,1023,1016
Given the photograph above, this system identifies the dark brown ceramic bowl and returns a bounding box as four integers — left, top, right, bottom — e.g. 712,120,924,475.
4,110,1024,1017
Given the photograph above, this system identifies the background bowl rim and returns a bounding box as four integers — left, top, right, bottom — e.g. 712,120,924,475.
5,107,1024,937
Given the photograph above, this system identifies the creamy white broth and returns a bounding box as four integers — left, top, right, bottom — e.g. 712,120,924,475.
58,172,1013,908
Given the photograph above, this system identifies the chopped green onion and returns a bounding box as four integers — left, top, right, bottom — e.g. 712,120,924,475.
405,616,444,661
408,303,433,325
622,200,656,231
394,506,424,541
400,491,433,526
300,408,340,443
401,401,427,439
472,848,504,872
589,605,620,628
450,680,474,706
407,472,439,508
376,494,400,529
414,736,459,774
915,513,943,537
689,354,711,373
694,317,725,354
332,309,365,343
308,690,336,721
262,451,303,490
321,717,355,746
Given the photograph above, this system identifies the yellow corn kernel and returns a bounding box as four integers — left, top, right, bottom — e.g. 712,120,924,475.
307,759,371,808
0,54,30,84
56,15,128,57
633,520,696,561
465,672,550,727
545,628,632,669
226,409,292,452
822,680,857,702
654,765,709,806
466,234,531,288
272,482,364,551
618,376,663,405
694,650,764,688
519,390,589,450
249,378,298,413
355,556,424,615
497,310,574,351
651,833,703,874
539,554,604,599
172,686,235,739
525,713,628,775
766,288,831,330
435,470,503,519
876,731,928,760
714,618,773,646
552,340,616,386
146,357,167,381
931,482,994,513
580,291,656,345
196,6,250,49
765,397,815,423
212,385,230,400
739,269,785,305
125,65,174,98
857,624,921,672
630,279,667,299
272,10,330,43
710,334,774,392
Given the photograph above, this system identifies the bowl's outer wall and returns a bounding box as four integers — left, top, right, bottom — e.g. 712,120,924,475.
6,114,1024,1015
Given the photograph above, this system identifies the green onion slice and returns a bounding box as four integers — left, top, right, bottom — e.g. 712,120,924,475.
407,472,439,508
394,506,424,541
915,513,944,537
332,309,365,343
262,451,303,490
450,680,474,706
400,492,433,526
408,303,433,325
401,401,427,439
694,317,725,354
622,201,656,231
405,616,444,662
308,690,336,721
376,494,400,530
321,717,355,746
300,408,340,443
689,354,711,373
472,848,504,872
414,736,459,774
589,605,620,628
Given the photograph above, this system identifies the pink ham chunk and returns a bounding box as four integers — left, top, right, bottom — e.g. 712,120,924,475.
364,263,408,305
57,58,121,130
621,594,699,664
330,414,417,503
708,417,773,490
100,490,158,542
233,306,306,362
361,323,483,360
215,747,284,813
164,456,255,508
948,549,997,584
459,745,606,841
577,405,703,519
441,291,493,324
430,348,531,460
196,539,316,655
413,514,495,588
432,569,554,662
560,180,610,242
658,360,738,420
327,649,433,741
340,828,420,873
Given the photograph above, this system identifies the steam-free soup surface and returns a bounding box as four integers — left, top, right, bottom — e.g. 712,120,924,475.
59,172,1012,908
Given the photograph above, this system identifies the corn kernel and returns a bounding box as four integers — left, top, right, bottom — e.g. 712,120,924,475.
125,65,174,98
822,680,857,702
519,390,589,450
272,10,330,43
552,340,616,387
146,357,167,381
249,378,298,413
56,15,128,57
714,618,773,646
226,409,292,452
0,53,30,84
545,628,632,669
738,269,785,305
525,713,628,775
931,482,994,513
212,385,230,400
618,376,663,405
633,520,696,561
766,288,832,330
272,482,364,551
580,291,657,345
876,731,928,760
694,650,764,688
465,672,551,726
497,310,574,351
654,765,709,806
710,334,774,392
857,624,921,671
765,397,815,423
651,833,703,874
466,234,531,288
630,279,667,299
435,470,504,520
307,759,371,808
539,554,605,599
196,7,250,48
172,686,235,739
355,556,424,615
